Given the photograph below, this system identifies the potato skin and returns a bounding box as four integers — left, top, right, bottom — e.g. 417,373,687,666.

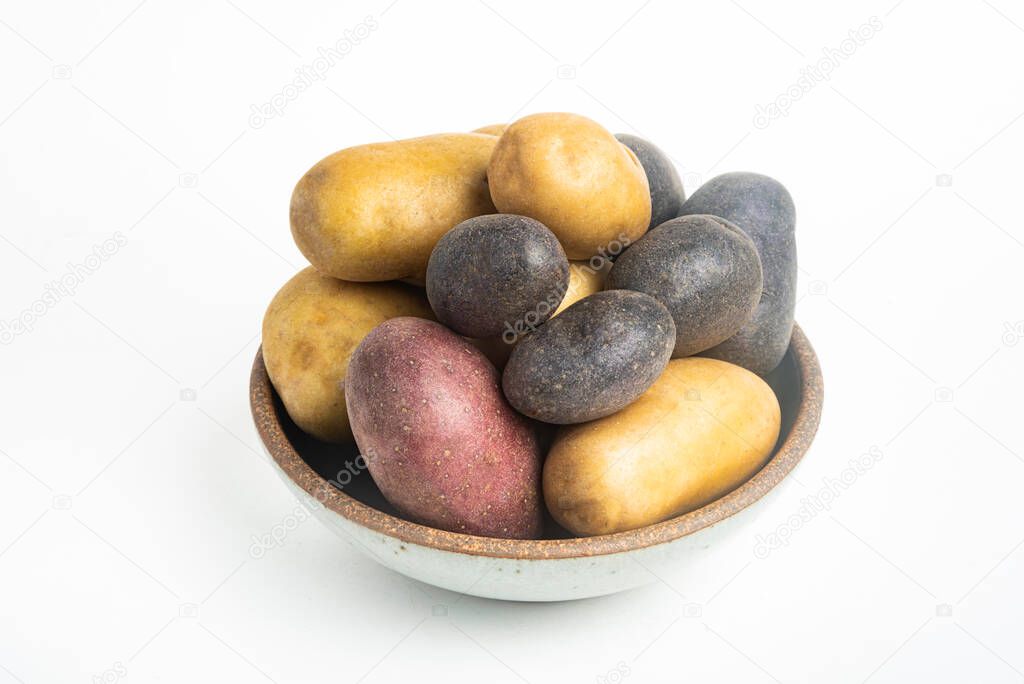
262,267,433,443
544,358,781,536
290,133,497,282
606,214,763,358
502,290,675,424
553,259,610,317
615,134,685,230
425,214,569,339
473,123,507,136
487,113,651,260
678,172,797,375
465,258,610,370
345,317,542,539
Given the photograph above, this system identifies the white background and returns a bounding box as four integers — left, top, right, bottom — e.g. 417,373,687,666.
1,0,1023,682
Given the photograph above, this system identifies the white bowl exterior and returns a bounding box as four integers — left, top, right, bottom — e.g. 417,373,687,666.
264,443,790,601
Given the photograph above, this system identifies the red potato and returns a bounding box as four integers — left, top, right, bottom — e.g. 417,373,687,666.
345,317,543,539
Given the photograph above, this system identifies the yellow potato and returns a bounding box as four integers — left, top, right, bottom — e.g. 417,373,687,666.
544,357,781,536
467,335,514,370
487,113,651,259
290,133,497,282
553,258,611,317
473,123,507,136
262,267,433,443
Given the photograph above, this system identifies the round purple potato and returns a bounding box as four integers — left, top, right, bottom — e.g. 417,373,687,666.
606,214,763,358
502,290,675,424
677,172,796,375
345,317,542,539
426,214,569,339
615,133,685,230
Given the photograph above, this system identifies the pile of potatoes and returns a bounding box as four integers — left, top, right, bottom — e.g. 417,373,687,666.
263,112,797,539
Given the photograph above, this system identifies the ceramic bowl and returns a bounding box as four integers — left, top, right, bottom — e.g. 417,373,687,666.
250,324,822,602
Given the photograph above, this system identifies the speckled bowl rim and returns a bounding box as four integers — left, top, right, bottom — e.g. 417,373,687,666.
251,323,822,560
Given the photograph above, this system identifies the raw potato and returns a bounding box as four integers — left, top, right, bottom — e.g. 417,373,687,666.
606,214,763,358
425,214,569,339
544,357,781,536
487,113,651,260
502,290,675,424
345,317,543,539
262,267,433,443
615,133,686,230
473,123,507,136
678,172,797,375
553,259,611,317
290,133,497,283
468,258,612,370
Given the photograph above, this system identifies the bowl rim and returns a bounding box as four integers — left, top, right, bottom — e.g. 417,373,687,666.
250,323,822,560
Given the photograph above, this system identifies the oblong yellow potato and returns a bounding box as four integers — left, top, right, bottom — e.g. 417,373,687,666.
290,133,497,282
544,357,781,536
472,123,507,136
553,258,611,317
262,267,433,443
487,112,651,259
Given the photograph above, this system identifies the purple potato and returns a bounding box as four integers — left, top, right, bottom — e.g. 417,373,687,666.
606,214,763,358
426,214,569,339
677,172,796,374
615,133,685,230
502,290,675,424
